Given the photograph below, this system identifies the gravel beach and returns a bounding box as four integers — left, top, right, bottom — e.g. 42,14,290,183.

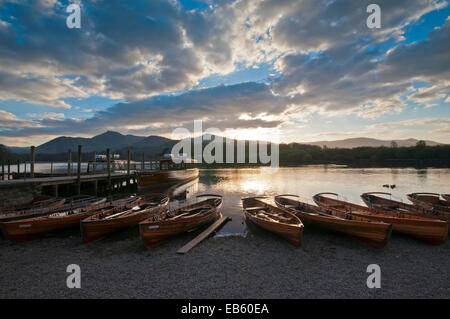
0,224,449,299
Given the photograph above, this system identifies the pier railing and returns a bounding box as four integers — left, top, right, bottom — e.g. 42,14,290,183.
1,145,162,181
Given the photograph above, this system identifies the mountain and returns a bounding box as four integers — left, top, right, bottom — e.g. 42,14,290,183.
5,146,29,154
5,132,445,155
306,138,443,149
0,144,19,161
36,136,90,154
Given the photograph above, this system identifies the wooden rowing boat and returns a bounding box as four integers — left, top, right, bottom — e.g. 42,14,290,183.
0,196,101,223
0,195,65,213
443,194,450,202
407,193,450,213
136,169,199,190
361,192,450,222
313,193,447,245
1,197,107,242
242,197,303,247
81,194,168,243
139,194,222,249
275,195,392,248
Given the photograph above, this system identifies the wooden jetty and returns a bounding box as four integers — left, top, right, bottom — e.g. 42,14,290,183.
0,146,140,208
177,214,231,254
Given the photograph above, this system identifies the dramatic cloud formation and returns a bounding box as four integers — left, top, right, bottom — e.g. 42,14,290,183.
0,0,449,145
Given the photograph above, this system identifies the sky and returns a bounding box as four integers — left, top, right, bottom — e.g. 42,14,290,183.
0,0,449,146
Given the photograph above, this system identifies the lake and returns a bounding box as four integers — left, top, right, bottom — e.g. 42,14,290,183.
174,166,450,236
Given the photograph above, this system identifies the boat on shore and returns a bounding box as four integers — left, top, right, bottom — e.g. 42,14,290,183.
0,196,101,223
139,194,222,249
361,192,450,222
313,193,447,245
275,195,393,247
1,197,108,242
407,193,450,213
0,195,65,213
81,194,168,243
242,197,303,247
443,194,450,202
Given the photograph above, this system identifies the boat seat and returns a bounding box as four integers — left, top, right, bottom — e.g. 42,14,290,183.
246,206,266,211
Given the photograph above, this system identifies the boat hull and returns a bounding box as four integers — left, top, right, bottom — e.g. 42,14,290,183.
244,212,303,247
0,196,100,223
276,196,391,248
242,197,303,247
81,199,168,243
407,193,450,214
314,193,448,245
136,168,199,190
1,198,107,242
140,209,220,249
2,210,92,242
361,192,450,222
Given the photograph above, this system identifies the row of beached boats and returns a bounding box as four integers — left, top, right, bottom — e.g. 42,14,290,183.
0,192,448,249
0,193,223,248
243,192,449,248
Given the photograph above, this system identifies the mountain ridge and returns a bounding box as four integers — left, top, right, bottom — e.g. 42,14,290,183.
4,132,445,154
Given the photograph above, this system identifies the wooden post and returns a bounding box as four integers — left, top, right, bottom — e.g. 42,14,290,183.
106,148,111,190
141,152,145,170
1,162,4,180
23,162,26,180
30,146,35,178
7,160,10,180
94,180,98,196
77,145,82,195
127,150,131,186
50,162,53,176
17,160,20,176
93,152,96,175
54,184,59,197
68,149,72,176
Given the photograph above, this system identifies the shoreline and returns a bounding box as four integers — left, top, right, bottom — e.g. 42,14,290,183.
1,225,448,299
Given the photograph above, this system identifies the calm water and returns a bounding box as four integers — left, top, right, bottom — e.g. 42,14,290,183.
171,166,450,236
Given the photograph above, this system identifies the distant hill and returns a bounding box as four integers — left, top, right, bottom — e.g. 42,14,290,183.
307,138,443,149
5,146,29,154
0,144,19,162
11,131,177,156
4,132,445,156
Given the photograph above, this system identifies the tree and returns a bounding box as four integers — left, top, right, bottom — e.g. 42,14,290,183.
391,141,398,148
416,140,426,147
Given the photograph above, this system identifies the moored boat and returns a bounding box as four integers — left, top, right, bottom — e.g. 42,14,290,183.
139,194,222,248
0,196,101,223
0,195,65,213
81,194,168,243
136,156,199,191
313,193,447,245
407,193,450,213
242,197,303,247
1,197,107,242
275,194,393,247
361,192,450,222
443,194,450,202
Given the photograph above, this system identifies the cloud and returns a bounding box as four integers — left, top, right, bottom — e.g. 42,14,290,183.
0,0,449,144
26,112,65,119
0,82,289,138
